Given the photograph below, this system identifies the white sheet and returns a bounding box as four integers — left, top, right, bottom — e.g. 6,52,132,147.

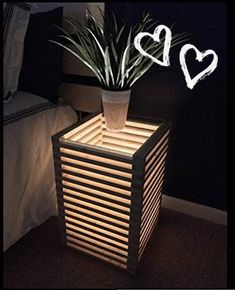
4,91,78,251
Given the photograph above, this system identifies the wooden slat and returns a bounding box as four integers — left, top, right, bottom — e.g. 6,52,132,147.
63,188,130,212
65,216,128,242
143,167,165,201
63,182,131,205
142,177,163,217
66,229,128,256
102,136,142,150
65,209,128,236
142,185,163,222
60,151,132,174
136,123,171,161
141,193,161,233
70,119,102,142
67,242,127,269
60,146,132,169
145,136,169,173
64,202,129,229
65,209,128,235
62,138,134,158
62,173,131,197
60,156,132,180
78,127,101,144
62,181,131,204
62,194,130,221
63,113,102,140
67,236,127,263
103,130,148,143
145,130,170,163
66,222,128,250
139,207,160,250
144,153,166,190
124,119,159,131
101,142,136,155
87,132,102,145
101,116,159,131
119,126,155,137
64,217,130,246
61,164,131,187
139,207,160,254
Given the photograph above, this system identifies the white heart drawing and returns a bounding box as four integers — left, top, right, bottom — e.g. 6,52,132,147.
179,44,218,90
134,24,172,67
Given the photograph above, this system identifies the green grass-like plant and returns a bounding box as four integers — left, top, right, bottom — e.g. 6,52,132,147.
50,8,189,91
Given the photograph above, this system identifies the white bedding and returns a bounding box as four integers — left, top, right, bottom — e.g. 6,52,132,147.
4,91,78,251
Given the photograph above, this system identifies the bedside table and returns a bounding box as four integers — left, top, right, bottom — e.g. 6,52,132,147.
59,82,102,121
52,112,171,273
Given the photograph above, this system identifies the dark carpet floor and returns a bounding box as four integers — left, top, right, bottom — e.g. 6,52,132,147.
3,208,227,289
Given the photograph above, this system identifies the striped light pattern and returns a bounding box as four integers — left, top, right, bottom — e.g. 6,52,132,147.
52,113,171,273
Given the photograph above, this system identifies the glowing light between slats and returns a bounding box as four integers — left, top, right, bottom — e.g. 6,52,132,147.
62,173,131,197
61,164,131,187
53,113,171,273
61,114,158,156
62,181,131,204
65,211,128,236
60,156,132,179
66,222,128,250
63,188,130,213
67,235,127,263
67,242,127,269
145,130,170,162
60,147,132,169
66,229,128,256
65,216,128,242
64,202,129,228
63,195,130,221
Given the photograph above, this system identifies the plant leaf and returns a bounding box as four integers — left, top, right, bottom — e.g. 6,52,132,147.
85,27,105,58
49,40,104,84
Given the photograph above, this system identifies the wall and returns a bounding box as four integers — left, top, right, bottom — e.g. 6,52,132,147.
29,2,227,210
106,2,227,210
30,2,104,112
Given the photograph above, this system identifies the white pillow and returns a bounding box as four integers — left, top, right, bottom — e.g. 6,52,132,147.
3,3,31,103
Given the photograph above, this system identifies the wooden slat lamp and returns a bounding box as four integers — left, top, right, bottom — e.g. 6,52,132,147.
52,112,171,273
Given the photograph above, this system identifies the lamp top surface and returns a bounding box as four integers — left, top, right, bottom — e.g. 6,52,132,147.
60,113,162,157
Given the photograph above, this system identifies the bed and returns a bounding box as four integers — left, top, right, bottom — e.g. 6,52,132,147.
3,91,78,251
3,4,81,252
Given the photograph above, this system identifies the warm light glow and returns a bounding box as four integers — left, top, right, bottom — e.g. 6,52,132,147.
62,180,131,204
62,173,131,196
64,202,129,228
63,188,130,212
65,209,129,234
61,113,158,156
145,136,169,171
63,194,130,220
54,113,169,272
66,222,128,249
67,235,127,262
67,242,127,269
144,155,166,191
65,216,128,242
60,147,132,169
61,156,132,178
66,229,128,255
62,164,131,187
145,130,170,162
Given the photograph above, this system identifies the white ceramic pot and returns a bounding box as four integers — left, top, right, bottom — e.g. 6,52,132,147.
101,89,131,132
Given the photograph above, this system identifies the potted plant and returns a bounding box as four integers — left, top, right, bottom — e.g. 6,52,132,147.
50,8,188,131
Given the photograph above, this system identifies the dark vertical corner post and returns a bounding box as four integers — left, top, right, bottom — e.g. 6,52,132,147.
127,152,145,273
51,133,67,246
